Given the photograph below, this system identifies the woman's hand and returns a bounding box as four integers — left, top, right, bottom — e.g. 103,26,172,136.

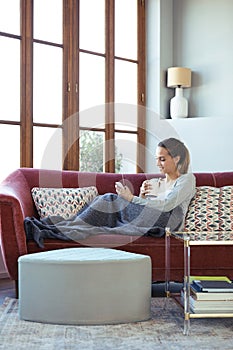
115,183,134,202
139,180,152,198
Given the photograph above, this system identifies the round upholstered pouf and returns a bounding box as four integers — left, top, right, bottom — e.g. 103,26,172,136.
18,248,152,325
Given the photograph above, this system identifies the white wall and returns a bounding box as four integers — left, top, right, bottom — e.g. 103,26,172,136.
146,0,233,173
173,0,233,119
165,117,233,172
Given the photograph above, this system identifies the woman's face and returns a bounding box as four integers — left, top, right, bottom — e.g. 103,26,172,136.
155,146,179,176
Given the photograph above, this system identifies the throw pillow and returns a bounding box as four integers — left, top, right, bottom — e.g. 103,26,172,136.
31,186,98,219
219,186,233,231
184,186,220,232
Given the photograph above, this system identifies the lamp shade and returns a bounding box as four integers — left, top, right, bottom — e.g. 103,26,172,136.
167,67,191,88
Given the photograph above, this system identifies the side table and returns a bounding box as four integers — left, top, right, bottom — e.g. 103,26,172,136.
165,227,233,335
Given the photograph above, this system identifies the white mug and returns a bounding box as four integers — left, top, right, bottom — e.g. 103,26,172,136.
145,179,161,197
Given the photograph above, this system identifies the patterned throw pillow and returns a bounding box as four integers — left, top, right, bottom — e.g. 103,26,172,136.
184,186,220,232
219,186,233,231
31,187,98,219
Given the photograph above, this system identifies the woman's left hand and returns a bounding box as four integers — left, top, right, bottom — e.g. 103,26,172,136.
115,183,134,202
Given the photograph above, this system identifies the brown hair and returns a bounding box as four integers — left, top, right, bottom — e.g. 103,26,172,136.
158,138,190,174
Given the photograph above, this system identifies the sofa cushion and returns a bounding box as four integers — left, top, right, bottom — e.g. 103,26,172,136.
31,186,98,219
184,186,233,232
184,186,220,231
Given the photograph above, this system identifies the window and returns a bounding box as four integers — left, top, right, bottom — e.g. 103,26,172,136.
0,0,146,183
33,0,63,170
0,0,20,182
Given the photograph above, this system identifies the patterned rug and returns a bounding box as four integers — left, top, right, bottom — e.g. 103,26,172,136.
0,297,233,350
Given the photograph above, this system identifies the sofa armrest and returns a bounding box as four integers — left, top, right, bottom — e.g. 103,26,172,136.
0,191,28,280
0,169,37,280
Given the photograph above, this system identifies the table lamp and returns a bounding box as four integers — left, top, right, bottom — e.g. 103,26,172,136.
167,67,191,118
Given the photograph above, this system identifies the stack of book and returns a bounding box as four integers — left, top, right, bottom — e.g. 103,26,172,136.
181,276,233,314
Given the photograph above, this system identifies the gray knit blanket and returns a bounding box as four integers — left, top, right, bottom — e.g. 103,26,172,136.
24,193,183,248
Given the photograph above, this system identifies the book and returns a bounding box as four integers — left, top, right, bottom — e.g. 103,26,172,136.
189,276,232,283
181,290,233,313
190,304,233,314
190,298,233,313
190,283,233,301
181,276,233,313
193,280,233,293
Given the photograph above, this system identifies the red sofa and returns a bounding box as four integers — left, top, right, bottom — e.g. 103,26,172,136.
1,168,233,290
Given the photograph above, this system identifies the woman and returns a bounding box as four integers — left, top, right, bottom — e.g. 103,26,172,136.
25,138,196,246
115,137,196,230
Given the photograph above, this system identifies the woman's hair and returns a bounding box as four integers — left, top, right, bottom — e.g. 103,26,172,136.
158,138,190,174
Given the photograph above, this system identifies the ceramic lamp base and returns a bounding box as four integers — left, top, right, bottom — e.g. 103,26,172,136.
170,87,188,118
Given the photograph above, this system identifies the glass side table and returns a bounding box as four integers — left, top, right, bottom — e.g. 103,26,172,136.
165,227,233,335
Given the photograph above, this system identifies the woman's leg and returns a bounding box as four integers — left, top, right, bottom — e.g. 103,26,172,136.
77,193,138,227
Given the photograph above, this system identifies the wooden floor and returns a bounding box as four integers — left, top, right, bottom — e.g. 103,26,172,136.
0,278,16,304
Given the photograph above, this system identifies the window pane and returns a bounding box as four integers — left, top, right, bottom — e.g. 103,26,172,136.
33,126,62,169
34,0,63,44
79,104,105,129
33,44,62,124
79,53,105,113
80,130,104,172
80,0,105,53
0,37,20,121
115,132,137,173
0,0,20,35
115,60,137,104
0,125,20,183
115,0,137,60
115,103,137,131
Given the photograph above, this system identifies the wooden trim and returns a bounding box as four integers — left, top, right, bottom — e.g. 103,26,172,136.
69,0,79,170
33,38,63,48
114,56,138,64
63,0,79,170
79,48,105,58
62,0,69,169
137,0,146,173
63,0,70,169
105,0,115,172
72,0,79,115
33,122,61,128
0,120,20,126
0,32,20,40
20,0,33,167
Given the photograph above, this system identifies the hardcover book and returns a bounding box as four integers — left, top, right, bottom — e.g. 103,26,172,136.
189,276,231,283
193,280,233,293
181,290,233,313
190,283,233,300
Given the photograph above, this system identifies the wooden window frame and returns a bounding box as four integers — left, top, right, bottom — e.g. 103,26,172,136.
1,0,146,173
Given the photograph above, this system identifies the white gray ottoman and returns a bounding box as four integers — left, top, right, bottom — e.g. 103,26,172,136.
18,248,151,325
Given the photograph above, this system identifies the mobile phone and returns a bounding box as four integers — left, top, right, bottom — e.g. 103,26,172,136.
121,174,125,186
115,181,124,189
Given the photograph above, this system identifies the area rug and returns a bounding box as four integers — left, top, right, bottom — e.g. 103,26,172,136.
0,297,233,350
